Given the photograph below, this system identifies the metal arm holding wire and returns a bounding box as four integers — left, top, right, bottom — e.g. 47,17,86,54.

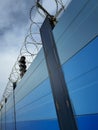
36,2,57,24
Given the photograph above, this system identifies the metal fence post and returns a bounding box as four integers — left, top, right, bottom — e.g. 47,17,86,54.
13,82,17,130
40,17,77,130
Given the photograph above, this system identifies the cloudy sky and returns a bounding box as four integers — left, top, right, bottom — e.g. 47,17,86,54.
0,0,71,101
0,0,36,100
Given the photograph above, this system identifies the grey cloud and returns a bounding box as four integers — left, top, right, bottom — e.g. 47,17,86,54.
0,0,37,49
0,0,38,101
0,0,36,35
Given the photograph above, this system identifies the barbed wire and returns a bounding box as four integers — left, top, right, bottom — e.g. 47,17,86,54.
0,0,68,106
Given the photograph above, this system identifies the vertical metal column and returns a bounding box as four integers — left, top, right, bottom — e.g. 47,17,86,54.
0,108,1,130
5,98,7,130
13,82,17,130
40,17,77,130
1,105,3,130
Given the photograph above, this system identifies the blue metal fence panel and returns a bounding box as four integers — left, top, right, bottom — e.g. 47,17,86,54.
53,0,98,129
14,49,60,129
0,46,60,130
53,0,98,65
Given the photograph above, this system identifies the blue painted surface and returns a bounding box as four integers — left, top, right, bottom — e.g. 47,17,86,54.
62,37,98,82
15,119,60,130
16,79,51,111
53,0,98,65
1,106,6,130
77,114,98,130
15,78,59,122
62,37,98,115
1,58,60,130
1,77,60,130
62,37,98,129
6,107,15,130
6,122,15,130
